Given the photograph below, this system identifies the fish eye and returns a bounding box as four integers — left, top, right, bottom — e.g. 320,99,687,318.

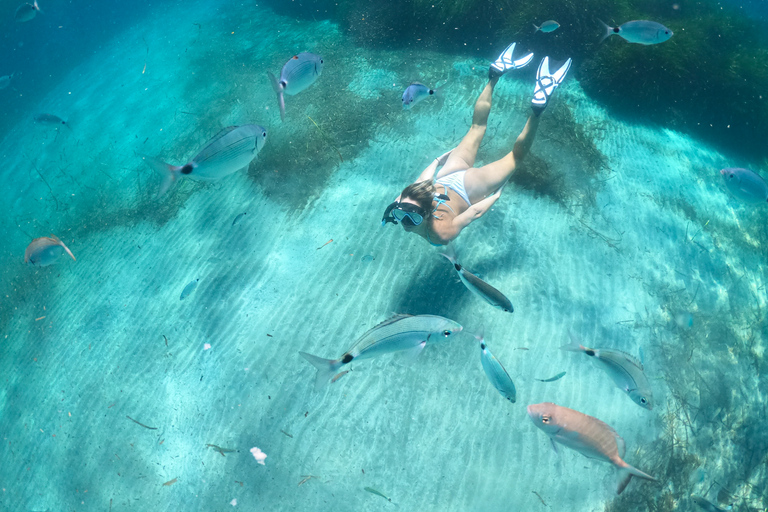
542,416,550,424
262,132,267,138
730,173,734,178
442,330,452,337
320,59,324,64
640,397,647,404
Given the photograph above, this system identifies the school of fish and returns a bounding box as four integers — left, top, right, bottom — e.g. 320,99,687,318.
11,2,757,509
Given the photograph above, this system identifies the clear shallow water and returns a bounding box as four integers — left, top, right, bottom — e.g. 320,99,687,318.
0,1,766,511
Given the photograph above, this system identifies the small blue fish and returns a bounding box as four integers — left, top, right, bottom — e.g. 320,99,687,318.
268,52,324,121
34,113,67,126
0,72,15,90
15,0,40,23
533,20,560,33
692,496,732,512
402,82,438,110
476,333,516,403
536,371,566,383
599,19,673,45
232,212,247,226
720,167,768,204
180,278,199,300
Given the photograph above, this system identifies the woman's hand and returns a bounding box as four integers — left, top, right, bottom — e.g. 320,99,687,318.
435,148,454,167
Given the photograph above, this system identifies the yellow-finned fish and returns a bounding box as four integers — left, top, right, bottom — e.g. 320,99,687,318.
561,333,653,410
299,314,462,390
527,402,656,494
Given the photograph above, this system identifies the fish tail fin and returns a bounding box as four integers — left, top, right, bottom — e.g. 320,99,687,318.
35,0,43,14
616,462,656,494
61,242,76,261
299,351,343,390
267,71,285,122
439,243,459,264
532,23,540,32
559,341,585,352
473,326,485,344
597,18,612,43
140,154,180,197
48,234,76,261
560,331,588,352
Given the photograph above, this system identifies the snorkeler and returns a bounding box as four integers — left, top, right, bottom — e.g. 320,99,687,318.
382,43,572,246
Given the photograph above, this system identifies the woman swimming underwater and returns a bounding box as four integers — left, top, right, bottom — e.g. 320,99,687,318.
382,42,572,246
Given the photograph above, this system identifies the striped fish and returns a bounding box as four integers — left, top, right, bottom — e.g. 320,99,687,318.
441,246,513,313
562,334,653,410
527,402,656,494
141,124,267,196
299,314,462,389
267,52,323,121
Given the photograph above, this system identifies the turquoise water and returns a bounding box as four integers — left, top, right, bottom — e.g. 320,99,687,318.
1,1,767,511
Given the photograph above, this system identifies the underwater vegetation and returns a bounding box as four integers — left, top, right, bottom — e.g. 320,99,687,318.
262,0,768,160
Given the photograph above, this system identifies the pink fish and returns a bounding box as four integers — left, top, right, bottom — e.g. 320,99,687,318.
24,234,76,266
527,402,656,494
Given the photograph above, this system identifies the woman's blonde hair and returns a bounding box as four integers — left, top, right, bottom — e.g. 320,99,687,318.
400,180,435,213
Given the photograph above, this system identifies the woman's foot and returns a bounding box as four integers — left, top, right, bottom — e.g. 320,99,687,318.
531,56,572,115
489,42,534,79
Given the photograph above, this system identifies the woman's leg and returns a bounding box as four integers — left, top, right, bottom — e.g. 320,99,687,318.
463,113,540,203
437,77,498,177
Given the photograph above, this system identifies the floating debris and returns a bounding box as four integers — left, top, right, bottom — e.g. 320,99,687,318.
250,447,267,465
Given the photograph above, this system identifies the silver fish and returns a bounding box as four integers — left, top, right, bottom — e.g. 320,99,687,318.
720,167,768,203
527,402,657,494
24,234,76,266
402,82,438,110
561,335,653,410
440,246,513,312
267,52,323,121
477,335,516,402
599,19,673,45
141,124,267,196
15,0,40,22
232,212,247,226
536,371,566,382
180,278,199,300
299,314,462,389
533,20,560,33
692,496,731,512
0,73,15,90
34,113,67,126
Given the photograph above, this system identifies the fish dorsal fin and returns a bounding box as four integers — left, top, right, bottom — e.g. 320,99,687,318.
376,313,412,328
212,126,239,139
616,350,644,371
410,82,424,87
348,313,412,350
